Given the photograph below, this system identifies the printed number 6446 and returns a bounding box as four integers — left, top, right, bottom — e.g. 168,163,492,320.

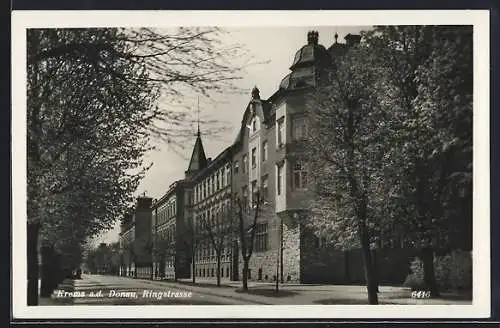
411,291,431,298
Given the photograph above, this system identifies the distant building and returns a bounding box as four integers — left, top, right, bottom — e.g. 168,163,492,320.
118,196,153,278
191,145,233,280
151,180,191,280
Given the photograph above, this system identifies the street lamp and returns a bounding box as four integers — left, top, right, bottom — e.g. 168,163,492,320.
275,218,280,293
275,212,289,293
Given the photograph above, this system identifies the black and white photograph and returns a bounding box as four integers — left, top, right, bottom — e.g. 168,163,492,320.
11,10,490,319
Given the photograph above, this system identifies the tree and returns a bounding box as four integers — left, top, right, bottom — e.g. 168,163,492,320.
363,26,473,297
197,200,235,287
305,43,395,304
84,243,118,275
155,233,176,280
231,189,269,291
26,27,250,304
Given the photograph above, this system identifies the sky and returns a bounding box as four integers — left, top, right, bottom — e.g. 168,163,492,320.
93,25,370,246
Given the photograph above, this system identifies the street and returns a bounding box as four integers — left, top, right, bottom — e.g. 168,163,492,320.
47,274,254,305
41,274,472,306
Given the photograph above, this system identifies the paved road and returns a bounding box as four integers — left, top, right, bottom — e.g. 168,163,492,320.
45,275,471,306
49,274,256,305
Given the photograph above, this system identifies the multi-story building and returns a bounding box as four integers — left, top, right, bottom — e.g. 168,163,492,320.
231,86,279,282
225,31,359,283
118,196,153,279
146,31,368,284
151,180,191,280
191,145,234,281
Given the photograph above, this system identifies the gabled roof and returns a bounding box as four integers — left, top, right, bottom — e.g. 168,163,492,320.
232,97,273,149
186,131,208,174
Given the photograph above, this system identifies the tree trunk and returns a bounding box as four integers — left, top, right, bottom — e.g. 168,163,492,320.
216,254,221,287
360,223,378,305
231,241,239,281
242,260,249,291
372,248,379,293
40,244,56,297
192,248,196,283
422,247,440,297
27,222,39,305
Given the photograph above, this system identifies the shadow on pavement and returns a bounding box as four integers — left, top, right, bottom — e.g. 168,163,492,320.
175,281,234,289
313,298,399,305
234,288,299,298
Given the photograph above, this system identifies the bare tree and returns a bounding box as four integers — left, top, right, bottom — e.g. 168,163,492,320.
26,27,253,304
197,200,235,287
232,189,269,291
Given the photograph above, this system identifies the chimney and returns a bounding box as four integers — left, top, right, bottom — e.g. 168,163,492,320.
251,86,260,99
344,33,361,47
307,30,319,45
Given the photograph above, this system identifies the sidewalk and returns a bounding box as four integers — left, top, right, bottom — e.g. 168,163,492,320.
137,277,472,305
40,274,472,306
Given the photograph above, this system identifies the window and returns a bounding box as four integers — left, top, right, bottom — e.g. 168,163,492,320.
254,223,268,252
251,180,257,205
292,116,308,140
234,161,239,174
293,161,308,190
211,176,215,195
277,117,285,147
251,148,256,168
216,171,220,190
242,186,248,209
262,175,269,201
226,165,231,186
262,141,268,162
252,117,257,132
277,164,284,196
242,154,248,173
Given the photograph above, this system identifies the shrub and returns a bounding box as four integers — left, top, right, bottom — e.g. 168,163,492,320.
435,250,472,291
404,250,472,292
403,257,428,291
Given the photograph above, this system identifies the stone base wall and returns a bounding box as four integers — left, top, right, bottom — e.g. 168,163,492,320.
237,219,301,283
244,249,279,282
281,221,301,282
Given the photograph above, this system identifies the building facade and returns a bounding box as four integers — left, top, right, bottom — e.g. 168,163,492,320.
191,146,234,280
118,196,153,278
126,31,381,284
151,180,191,280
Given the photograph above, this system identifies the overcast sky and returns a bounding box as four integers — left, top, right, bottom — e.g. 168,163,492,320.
94,25,370,245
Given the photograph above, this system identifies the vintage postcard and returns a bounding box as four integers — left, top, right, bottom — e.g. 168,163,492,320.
11,10,490,319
